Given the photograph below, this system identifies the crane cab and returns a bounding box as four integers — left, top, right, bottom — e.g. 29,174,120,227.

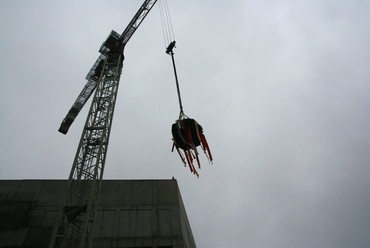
99,30,123,55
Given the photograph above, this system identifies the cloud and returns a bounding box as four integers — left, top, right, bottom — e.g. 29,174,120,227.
1,1,370,247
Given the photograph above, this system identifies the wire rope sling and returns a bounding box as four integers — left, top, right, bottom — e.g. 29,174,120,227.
159,1,213,177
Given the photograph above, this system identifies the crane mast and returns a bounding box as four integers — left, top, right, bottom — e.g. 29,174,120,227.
49,1,157,247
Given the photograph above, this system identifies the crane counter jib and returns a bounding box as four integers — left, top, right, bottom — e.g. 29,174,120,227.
58,0,158,135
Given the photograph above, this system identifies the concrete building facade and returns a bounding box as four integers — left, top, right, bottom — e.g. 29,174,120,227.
0,179,196,248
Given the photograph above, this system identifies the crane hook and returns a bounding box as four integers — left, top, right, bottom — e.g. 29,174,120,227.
166,41,176,54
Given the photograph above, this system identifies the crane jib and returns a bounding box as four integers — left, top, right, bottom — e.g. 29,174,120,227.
119,0,158,44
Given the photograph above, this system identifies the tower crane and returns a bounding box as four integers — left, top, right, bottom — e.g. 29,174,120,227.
49,1,157,247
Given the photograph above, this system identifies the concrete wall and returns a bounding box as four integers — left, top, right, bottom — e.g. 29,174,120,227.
0,179,196,248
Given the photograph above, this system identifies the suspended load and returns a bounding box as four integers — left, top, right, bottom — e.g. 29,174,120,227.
171,118,212,177
166,41,213,177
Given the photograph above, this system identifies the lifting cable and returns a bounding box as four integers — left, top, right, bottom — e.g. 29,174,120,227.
159,0,175,48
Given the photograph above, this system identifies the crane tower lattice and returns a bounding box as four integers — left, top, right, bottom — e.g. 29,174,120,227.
49,1,157,247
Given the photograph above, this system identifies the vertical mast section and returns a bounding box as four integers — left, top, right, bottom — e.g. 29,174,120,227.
49,32,124,248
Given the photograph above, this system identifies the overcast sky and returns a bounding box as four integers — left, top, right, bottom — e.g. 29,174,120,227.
1,0,370,247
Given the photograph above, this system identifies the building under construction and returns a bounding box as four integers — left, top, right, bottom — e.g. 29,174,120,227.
0,179,196,248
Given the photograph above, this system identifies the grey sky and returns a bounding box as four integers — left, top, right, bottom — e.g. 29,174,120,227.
1,1,370,247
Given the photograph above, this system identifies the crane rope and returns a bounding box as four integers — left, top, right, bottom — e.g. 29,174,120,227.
159,0,175,49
